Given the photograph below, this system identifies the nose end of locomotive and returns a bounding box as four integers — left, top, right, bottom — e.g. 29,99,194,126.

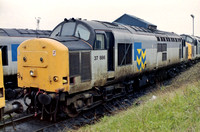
17,38,70,92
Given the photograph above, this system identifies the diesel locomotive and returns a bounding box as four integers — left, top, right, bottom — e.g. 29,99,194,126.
0,28,50,100
17,18,200,119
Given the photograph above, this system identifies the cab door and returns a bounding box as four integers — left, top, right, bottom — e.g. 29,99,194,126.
106,32,115,71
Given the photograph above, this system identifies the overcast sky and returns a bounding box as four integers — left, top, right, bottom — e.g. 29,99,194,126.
0,0,199,36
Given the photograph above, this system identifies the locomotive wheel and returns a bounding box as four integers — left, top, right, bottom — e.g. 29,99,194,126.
63,104,80,118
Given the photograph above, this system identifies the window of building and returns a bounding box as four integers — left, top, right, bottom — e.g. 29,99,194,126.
118,43,132,66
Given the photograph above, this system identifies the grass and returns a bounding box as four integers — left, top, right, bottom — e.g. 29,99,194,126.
79,82,200,132
77,62,200,132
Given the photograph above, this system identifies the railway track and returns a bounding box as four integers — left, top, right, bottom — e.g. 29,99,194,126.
0,85,155,132
32,98,135,132
32,89,156,132
0,61,197,132
0,114,34,131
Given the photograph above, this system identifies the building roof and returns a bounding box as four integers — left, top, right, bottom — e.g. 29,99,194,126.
113,14,157,30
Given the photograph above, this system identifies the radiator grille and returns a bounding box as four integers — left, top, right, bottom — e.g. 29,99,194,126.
69,52,80,76
179,48,182,59
192,46,194,57
162,52,167,61
186,47,188,59
81,52,91,81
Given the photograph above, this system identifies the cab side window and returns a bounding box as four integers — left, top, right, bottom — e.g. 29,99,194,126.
94,34,106,50
50,25,62,37
186,36,193,43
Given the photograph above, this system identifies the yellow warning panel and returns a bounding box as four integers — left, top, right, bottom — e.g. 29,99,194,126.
18,38,70,92
186,42,192,60
0,50,5,109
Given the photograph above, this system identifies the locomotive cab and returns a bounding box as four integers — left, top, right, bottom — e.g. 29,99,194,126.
17,19,116,119
50,18,94,47
181,34,200,60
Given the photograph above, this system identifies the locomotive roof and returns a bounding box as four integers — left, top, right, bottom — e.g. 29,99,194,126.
81,19,180,37
51,18,180,39
181,34,200,42
196,36,200,41
50,18,182,51
0,28,51,37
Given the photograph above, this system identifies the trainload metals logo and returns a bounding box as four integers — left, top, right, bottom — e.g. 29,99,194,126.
134,42,146,71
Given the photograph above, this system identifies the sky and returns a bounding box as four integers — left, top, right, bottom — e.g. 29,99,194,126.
0,0,200,36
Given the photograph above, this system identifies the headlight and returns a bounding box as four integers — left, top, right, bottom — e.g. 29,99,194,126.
30,70,34,76
30,69,37,77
